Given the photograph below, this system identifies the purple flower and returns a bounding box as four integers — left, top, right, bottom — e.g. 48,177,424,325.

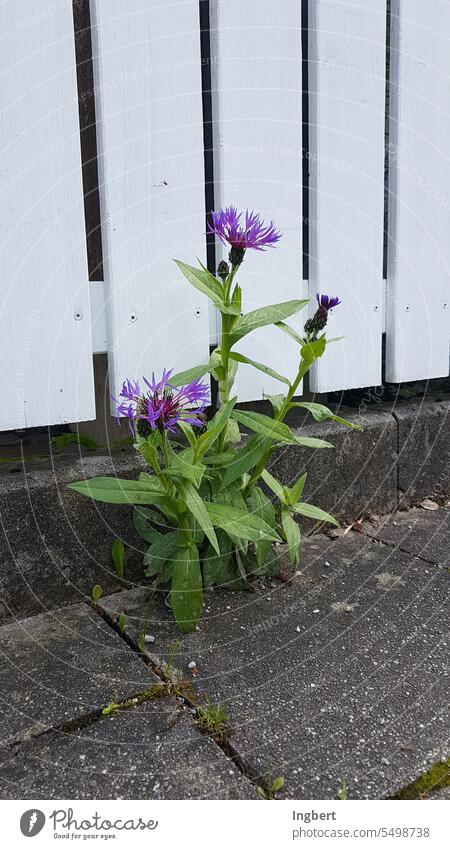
208,206,281,265
316,293,341,311
114,370,210,435
304,293,341,339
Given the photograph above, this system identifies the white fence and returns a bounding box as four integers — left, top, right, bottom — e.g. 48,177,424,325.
1,0,449,430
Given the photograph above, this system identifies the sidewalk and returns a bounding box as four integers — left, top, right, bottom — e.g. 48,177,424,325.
0,504,448,800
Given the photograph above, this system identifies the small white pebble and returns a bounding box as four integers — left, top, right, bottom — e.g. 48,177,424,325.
313,609,320,614
296,626,301,633
188,661,197,670
144,635,155,644
325,561,330,566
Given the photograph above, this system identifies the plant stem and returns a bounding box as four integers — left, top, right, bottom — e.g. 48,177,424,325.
246,355,309,488
217,264,239,451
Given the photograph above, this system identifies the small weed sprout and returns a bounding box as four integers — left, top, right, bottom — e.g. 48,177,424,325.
195,700,229,737
338,779,347,800
257,775,285,800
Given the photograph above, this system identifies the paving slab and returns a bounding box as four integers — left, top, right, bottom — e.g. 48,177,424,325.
0,603,155,746
0,699,255,800
363,506,450,567
100,531,449,800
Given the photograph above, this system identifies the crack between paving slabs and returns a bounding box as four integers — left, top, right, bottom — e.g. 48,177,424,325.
90,600,268,796
0,682,176,762
358,523,446,570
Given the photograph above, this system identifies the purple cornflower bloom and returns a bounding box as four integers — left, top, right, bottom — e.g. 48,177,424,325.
208,206,281,265
114,369,209,435
304,293,341,340
316,293,341,311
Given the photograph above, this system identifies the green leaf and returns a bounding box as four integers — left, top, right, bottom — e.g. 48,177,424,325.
170,363,210,388
281,508,301,565
287,472,307,506
133,507,167,542
203,450,236,466
300,336,327,367
292,502,339,527
196,398,237,458
176,481,220,555
232,410,298,446
225,419,241,446
177,420,197,448
202,532,233,589
92,584,103,603
165,448,206,487
296,436,334,449
275,321,305,345
264,393,286,416
170,545,203,633
205,501,280,543
68,476,167,505
197,260,240,314
247,486,276,567
290,401,362,430
260,468,288,503
118,612,127,634
230,282,242,315
144,530,183,576
208,348,224,381
220,435,269,489
138,440,160,469
229,352,290,386
230,300,308,346
111,538,125,579
271,776,285,793
175,260,224,308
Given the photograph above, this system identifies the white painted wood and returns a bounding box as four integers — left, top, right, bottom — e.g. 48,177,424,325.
0,1,95,430
210,0,305,402
386,0,450,382
90,281,108,354
90,0,210,409
308,0,387,392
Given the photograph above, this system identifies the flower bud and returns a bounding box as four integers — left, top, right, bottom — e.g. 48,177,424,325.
217,260,230,280
229,245,246,266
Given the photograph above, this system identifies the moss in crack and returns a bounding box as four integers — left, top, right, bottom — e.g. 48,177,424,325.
102,684,167,717
391,760,450,800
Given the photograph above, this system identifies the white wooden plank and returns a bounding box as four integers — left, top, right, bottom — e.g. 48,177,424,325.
210,0,305,403
0,1,95,430
386,0,450,382
308,0,387,392
90,281,108,354
90,0,209,408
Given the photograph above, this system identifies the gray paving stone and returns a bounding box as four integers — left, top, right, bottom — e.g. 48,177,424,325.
0,603,154,746
0,700,255,800
100,532,449,800
363,506,450,567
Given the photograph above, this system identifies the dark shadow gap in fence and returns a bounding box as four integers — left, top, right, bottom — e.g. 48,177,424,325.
199,0,216,280
302,0,310,282
383,0,391,282
72,0,103,281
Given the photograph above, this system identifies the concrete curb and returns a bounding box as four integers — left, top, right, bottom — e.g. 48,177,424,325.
0,398,448,624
